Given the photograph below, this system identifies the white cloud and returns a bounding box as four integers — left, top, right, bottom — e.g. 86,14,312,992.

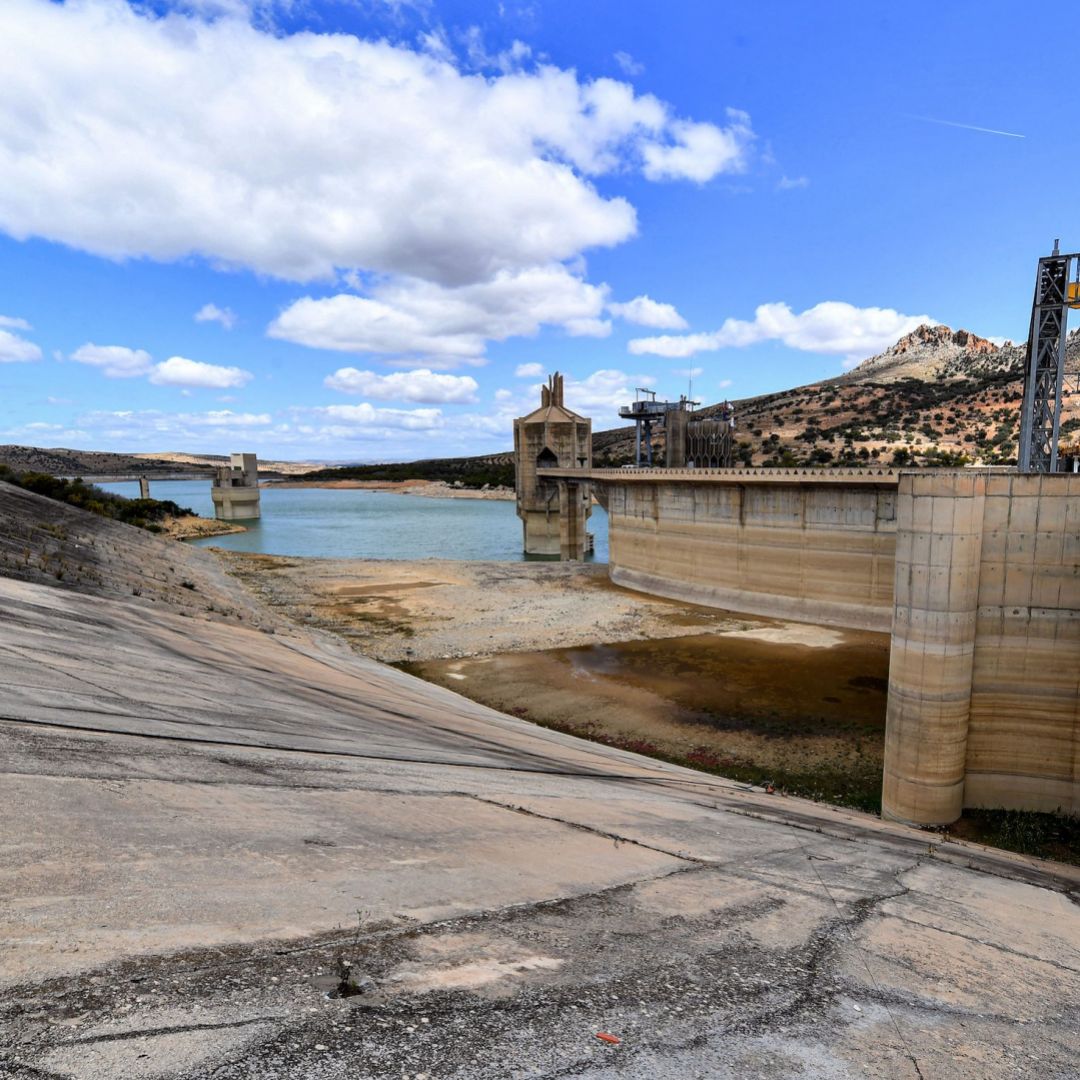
776,175,809,190
70,343,153,377
642,109,754,183
460,27,533,73
194,302,237,330
0,325,42,363
562,369,655,414
69,344,252,388
718,378,733,389
269,265,611,365
629,301,936,359
0,1,754,285
186,409,271,426
515,362,544,378
613,51,644,77
306,403,445,431
609,294,687,329
148,356,253,389
74,407,275,443
0,315,32,331
324,367,479,403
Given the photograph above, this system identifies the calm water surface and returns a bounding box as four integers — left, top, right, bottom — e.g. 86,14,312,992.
99,480,609,562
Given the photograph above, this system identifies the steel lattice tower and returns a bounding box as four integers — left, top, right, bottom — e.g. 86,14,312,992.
1018,242,1079,472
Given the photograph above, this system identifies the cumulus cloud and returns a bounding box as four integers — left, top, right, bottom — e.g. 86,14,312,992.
70,343,153,377
608,295,687,329
73,408,275,445
69,344,252,388
613,51,644,77
195,302,237,330
642,109,753,183
562,369,655,413
0,1,754,286
629,301,936,359
306,403,444,431
185,409,270,426
324,367,479,403
0,318,42,363
776,175,809,190
269,266,611,365
148,356,253,389
515,362,544,378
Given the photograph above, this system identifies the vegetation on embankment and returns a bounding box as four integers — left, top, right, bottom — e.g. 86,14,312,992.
946,808,1080,867
300,453,513,490
0,465,194,531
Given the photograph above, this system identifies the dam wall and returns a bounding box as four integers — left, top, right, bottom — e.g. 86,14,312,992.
883,471,1080,824
538,465,1080,823
596,468,899,632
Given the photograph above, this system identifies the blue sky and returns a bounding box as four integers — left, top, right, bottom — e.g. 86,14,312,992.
0,0,1064,462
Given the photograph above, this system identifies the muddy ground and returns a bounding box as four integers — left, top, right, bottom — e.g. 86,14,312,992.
405,630,890,812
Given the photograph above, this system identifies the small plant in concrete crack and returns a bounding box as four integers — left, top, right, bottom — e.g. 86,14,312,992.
333,953,375,998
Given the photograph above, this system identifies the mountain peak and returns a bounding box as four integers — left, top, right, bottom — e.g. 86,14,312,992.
840,323,1014,384
891,324,1000,356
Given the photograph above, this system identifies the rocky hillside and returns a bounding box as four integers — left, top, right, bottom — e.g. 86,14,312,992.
595,325,1080,468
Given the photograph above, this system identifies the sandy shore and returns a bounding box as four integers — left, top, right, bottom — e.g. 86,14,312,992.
270,478,514,500
161,513,247,541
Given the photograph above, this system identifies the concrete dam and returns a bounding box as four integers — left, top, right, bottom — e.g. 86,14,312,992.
525,451,1079,828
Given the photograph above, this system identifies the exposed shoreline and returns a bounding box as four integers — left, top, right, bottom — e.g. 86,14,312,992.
214,551,788,662
162,514,248,541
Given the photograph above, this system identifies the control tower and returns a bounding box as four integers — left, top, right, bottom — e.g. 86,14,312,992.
514,373,592,556
210,453,261,520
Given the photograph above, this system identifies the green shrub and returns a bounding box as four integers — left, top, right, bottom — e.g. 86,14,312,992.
0,466,194,530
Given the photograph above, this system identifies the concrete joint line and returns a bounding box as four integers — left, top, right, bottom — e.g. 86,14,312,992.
463,792,711,865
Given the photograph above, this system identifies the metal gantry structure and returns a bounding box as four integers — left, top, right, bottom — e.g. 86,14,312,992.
1018,240,1080,472
618,389,697,467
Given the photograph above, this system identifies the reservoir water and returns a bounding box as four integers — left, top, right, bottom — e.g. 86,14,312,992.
98,480,609,562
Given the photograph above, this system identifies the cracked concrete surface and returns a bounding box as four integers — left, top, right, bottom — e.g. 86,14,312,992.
2,557,1079,1077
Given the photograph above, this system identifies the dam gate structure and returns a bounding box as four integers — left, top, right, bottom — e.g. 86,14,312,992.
513,374,592,558
211,452,261,520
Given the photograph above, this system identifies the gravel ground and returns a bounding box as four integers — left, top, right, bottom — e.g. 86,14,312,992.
214,553,787,663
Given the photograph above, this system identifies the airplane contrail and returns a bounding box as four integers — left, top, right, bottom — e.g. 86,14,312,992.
905,114,1026,139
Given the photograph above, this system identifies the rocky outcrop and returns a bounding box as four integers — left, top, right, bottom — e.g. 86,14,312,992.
839,324,1013,384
